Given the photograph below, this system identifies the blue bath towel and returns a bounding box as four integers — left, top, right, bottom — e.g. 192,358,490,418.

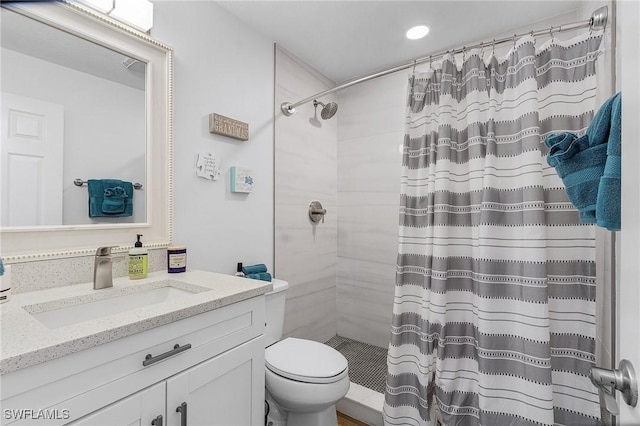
544,92,621,229
87,179,134,218
242,264,268,275
596,93,621,231
245,272,272,282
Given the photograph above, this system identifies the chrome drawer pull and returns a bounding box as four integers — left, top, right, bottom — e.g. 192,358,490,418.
143,343,192,367
151,415,163,426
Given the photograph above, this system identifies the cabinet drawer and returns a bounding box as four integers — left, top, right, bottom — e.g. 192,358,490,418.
1,296,265,425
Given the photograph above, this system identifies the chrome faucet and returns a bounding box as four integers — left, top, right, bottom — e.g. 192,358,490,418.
93,246,117,290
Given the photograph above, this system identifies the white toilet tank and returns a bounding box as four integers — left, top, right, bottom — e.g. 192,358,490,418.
265,279,288,347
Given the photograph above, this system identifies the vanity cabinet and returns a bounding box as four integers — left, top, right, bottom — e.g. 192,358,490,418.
1,296,266,426
69,337,264,426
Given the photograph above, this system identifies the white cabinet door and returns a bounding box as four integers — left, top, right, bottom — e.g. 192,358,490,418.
66,383,165,426
166,336,265,426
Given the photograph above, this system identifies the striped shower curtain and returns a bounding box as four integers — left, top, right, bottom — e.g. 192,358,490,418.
384,33,603,426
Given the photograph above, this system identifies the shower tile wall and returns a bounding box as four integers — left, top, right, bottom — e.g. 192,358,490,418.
336,72,406,348
274,46,338,343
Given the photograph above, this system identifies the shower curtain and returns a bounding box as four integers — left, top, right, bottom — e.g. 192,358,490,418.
385,33,603,426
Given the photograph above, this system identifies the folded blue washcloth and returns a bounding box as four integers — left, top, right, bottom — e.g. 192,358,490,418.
596,93,621,231
242,264,268,275
87,179,134,218
544,92,621,229
102,186,128,214
245,272,272,282
0,258,4,276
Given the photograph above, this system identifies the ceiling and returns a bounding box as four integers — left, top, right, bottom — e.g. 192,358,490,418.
1,6,145,90
217,0,582,83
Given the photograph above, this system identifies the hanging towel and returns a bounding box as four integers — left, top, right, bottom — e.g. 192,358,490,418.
245,272,272,282
87,179,134,218
242,264,268,275
596,93,622,231
544,92,621,228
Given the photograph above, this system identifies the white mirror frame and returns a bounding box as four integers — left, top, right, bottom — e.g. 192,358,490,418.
1,1,173,262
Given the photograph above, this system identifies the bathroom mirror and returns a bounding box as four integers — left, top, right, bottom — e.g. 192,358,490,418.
0,1,173,261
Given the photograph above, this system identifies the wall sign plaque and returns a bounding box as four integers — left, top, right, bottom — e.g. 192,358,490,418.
208,113,249,141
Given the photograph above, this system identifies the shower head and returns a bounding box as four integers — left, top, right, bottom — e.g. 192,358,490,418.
313,100,338,120
121,57,139,69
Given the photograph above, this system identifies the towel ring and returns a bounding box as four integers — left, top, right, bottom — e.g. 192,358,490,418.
74,178,143,190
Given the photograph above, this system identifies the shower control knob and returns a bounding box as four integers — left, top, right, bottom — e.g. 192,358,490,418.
309,201,327,224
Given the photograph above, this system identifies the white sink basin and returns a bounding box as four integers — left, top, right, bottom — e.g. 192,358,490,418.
25,281,207,329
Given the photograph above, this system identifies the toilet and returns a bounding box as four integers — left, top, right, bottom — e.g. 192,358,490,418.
264,279,350,426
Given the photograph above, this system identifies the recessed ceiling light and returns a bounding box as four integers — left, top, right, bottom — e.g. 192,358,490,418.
406,25,429,40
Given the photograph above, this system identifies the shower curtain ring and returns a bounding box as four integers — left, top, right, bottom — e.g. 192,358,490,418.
480,42,484,59
429,55,433,71
513,34,517,49
492,39,496,56
462,46,466,63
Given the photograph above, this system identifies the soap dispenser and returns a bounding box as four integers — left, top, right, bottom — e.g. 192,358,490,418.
129,234,148,279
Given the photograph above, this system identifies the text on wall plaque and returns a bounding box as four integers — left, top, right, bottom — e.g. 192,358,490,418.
209,113,249,141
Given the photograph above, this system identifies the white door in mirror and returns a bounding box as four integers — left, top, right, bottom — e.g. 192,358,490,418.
1,92,64,226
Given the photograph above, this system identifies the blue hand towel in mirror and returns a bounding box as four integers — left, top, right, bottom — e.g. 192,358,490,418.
87,179,134,218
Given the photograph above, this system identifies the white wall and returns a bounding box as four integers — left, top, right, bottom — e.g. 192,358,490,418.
274,46,338,342
1,48,146,225
151,1,274,275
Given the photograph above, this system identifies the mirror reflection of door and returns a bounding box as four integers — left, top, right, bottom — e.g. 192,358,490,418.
1,93,64,227
1,6,147,228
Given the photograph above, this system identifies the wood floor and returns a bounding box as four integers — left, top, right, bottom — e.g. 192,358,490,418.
337,411,368,426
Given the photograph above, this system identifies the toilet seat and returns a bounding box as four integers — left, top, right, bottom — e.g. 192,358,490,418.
265,337,348,384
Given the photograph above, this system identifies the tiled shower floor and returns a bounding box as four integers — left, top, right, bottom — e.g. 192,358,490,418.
325,335,387,394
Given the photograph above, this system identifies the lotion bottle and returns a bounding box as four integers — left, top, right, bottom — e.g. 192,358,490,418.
129,234,148,279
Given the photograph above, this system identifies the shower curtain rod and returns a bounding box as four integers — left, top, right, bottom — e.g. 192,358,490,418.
280,6,608,117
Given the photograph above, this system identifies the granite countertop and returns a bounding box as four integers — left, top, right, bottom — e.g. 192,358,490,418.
0,269,272,375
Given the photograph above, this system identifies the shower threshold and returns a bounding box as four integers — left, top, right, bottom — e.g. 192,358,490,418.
325,336,386,426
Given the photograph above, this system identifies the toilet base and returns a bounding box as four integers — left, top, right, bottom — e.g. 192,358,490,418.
287,404,338,426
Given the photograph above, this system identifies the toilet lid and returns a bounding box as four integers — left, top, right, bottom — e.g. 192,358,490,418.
265,338,348,384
